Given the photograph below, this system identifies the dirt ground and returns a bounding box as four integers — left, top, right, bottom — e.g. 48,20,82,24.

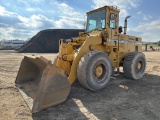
0,50,160,120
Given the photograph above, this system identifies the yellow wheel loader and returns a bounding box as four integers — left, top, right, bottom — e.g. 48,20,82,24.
15,6,146,113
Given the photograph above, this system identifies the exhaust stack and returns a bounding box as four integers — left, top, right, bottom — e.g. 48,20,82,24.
124,16,131,34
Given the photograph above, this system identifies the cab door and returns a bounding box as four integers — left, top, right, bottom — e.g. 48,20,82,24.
109,10,118,40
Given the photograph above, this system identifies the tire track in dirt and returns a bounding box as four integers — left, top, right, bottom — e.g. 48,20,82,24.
0,80,32,120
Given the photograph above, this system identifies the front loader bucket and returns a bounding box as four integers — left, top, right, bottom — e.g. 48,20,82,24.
15,56,70,113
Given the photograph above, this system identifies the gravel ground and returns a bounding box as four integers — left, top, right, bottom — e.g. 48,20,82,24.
0,50,160,120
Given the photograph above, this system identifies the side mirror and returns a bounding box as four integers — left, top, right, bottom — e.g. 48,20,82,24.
119,26,123,33
110,13,116,20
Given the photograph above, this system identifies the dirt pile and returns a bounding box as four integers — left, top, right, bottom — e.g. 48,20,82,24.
18,29,84,53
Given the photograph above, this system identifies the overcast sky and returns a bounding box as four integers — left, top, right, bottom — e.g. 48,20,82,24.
0,0,160,42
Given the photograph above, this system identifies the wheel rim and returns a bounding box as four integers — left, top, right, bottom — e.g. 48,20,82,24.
93,63,107,82
95,65,103,78
136,60,143,72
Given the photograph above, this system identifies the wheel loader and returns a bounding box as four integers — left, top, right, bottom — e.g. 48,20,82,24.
15,6,146,113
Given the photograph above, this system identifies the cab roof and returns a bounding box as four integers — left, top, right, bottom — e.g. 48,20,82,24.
86,5,120,14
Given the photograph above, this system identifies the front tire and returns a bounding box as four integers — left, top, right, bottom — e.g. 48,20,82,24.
77,51,112,91
123,51,146,80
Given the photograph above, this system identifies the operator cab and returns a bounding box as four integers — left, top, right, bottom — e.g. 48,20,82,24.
86,9,106,32
85,6,120,33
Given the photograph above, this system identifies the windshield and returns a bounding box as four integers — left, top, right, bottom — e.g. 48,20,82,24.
86,9,106,33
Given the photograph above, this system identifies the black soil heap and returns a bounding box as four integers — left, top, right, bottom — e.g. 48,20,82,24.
18,29,84,53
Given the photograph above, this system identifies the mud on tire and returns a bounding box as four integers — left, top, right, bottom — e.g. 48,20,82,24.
77,51,112,91
123,51,146,80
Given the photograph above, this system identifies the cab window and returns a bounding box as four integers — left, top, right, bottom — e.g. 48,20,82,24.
86,9,106,32
110,13,116,29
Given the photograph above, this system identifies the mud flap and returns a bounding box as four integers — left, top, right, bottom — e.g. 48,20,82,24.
15,56,71,113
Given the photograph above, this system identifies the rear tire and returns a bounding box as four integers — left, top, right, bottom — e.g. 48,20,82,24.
123,51,146,80
77,51,112,91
